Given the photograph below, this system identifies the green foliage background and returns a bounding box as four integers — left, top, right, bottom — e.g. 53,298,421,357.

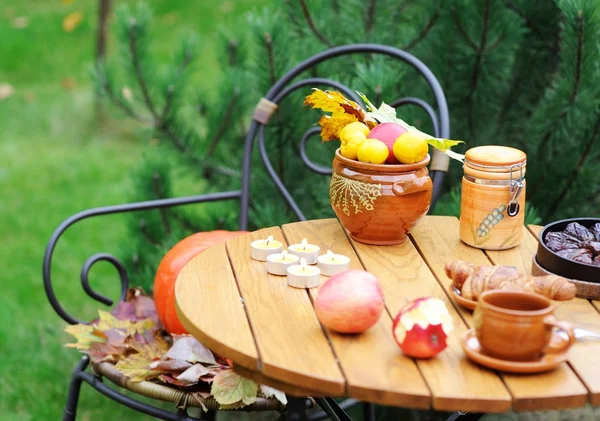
96,1,600,292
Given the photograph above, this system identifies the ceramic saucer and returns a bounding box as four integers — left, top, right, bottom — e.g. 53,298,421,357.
460,329,568,374
449,284,477,311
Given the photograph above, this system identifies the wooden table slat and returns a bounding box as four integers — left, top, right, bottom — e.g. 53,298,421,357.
349,221,512,413
226,227,345,396
175,244,259,370
282,220,431,408
410,216,588,411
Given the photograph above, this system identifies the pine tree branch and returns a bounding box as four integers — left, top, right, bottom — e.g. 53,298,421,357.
332,0,340,13
159,126,239,178
205,87,241,157
298,0,334,48
128,21,159,121
536,11,584,156
160,85,175,123
451,9,479,51
504,0,555,51
485,34,506,52
569,10,584,104
227,40,238,67
546,111,600,218
138,219,161,247
96,63,149,123
172,212,203,233
365,0,377,35
264,33,277,85
464,0,492,137
151,171,171,235
403,10,440,51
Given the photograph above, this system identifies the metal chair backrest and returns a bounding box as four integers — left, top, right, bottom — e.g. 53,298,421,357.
238,43,451,230
43,43,450,324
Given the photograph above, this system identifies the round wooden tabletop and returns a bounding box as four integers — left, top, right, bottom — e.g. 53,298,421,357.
175,217,600,413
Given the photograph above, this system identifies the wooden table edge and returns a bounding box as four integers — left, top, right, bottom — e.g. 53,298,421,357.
511,393,590,412
175,298,259,372
432,395,512,413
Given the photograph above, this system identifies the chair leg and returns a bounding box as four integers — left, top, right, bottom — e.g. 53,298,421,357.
363,402,375,421
446,412,485,421
63,357,90,421
287,397,309,421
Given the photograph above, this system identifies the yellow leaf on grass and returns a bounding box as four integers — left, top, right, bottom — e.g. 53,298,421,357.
114,336,170,382
96,310,155,335
64,324,107,350
63,11,83,32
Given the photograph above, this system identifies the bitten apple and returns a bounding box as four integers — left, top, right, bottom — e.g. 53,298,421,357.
392,297,453,358
368,123,408,164
315,270,384,333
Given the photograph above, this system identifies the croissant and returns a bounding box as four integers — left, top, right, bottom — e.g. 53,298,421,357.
444,260,576,301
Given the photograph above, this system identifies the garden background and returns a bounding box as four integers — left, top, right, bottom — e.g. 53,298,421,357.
1,0,599,420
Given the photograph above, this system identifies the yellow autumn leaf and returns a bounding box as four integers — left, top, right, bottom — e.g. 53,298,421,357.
63,11,83,32
64,324,107,350
114,336,170,382
304,89,364,119
96,310,155,335
318,113,359,142
304,89,367,142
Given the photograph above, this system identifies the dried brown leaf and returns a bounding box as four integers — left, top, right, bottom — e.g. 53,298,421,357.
148,359,192,372
114,336,170,382
211,370,258,406
175,364,211,386
165,336,216,365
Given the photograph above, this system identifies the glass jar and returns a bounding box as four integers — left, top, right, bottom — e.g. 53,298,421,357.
459,146,527,250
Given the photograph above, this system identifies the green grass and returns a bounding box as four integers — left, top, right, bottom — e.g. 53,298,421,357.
0,1,271,420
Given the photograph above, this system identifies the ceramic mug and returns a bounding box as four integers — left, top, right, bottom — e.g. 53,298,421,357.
473,290,575,361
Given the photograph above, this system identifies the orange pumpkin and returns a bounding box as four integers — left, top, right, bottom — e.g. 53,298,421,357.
153,230,247,334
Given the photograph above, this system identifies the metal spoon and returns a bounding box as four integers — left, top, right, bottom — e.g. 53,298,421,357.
573,327,600,341
557,327,600,342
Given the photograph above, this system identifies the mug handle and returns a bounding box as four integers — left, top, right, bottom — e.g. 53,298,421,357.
543,316,575,354
392,177,433,196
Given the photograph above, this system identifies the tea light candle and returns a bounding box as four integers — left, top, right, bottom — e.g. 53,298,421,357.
287,238,320,264
317,250,351,276
266,250,299,276
250,235,283,261
287,258,321,289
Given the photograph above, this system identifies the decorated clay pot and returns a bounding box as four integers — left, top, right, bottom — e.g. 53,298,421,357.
330,149,432,245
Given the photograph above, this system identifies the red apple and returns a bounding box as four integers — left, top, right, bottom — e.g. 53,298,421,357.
392,297,453,358
315,270,384,334
368,123,408,164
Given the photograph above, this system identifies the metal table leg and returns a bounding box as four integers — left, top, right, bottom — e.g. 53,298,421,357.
447,411,485,421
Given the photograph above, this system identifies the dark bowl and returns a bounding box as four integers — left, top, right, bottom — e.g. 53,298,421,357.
537,217,600,283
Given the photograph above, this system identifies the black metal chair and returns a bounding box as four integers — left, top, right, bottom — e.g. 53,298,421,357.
44,44,477,421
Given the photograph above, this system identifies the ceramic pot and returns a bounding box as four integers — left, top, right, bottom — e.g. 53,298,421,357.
330,149,432,245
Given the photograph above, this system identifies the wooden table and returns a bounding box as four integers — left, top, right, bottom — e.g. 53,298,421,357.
175,216,600,413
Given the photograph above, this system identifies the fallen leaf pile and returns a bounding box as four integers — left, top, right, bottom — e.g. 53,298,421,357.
65,288,286,409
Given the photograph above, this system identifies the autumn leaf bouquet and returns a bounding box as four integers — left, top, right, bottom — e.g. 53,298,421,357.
303,89,464,165
64,289,286,410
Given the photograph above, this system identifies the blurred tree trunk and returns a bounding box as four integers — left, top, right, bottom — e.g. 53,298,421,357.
96,0,112,61
95,0,112,121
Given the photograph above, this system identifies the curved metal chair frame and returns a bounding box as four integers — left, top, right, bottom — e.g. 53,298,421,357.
43,44,475,421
